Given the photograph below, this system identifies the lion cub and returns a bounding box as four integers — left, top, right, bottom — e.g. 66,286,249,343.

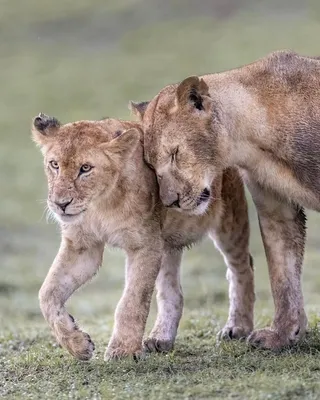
32,113,254,361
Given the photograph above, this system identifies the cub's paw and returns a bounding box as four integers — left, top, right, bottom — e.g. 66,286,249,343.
247,327,301,350
143,337,174,353
62,331,95,361
218,324,252,341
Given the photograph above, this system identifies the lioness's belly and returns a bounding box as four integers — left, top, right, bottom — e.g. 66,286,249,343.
242,149,320,211
163,230,207,249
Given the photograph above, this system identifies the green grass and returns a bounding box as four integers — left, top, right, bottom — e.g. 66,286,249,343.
2,1,320,398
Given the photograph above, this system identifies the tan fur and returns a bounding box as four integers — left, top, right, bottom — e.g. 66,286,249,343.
136,50,320,350
32,114,254,360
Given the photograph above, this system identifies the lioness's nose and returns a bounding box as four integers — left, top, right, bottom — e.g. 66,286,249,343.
164,194,180,208
55,198,73,212
169,198,180,208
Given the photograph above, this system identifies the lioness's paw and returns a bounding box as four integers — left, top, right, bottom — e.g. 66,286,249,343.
104,339,143,361
218,324,252,341
247,327,301,350
62,331,95,361
104,346,143,361
143,337,174,353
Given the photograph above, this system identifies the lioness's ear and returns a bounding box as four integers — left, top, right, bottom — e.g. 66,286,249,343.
129,101,150,121
101,128,141,159
176,76,210,112
32,113,61,146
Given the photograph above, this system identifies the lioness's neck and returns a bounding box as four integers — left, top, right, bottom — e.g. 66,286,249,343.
203,69,271,165
202,63,320,210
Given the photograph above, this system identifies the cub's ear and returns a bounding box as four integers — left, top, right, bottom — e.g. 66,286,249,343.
129,101,150,121
101,128,141,159
32,113,61,146
176,76,210,112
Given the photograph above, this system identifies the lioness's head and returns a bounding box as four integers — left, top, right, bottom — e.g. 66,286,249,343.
32,113,141,224
131,76,226,215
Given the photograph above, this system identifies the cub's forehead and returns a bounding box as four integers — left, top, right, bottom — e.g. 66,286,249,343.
42,121,108,158
45,137,98,161
60,120,113,141
56,119,135,143
43,118,140,158
101,118,136,134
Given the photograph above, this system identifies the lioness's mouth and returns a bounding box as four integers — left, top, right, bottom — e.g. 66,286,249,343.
196,188,211,206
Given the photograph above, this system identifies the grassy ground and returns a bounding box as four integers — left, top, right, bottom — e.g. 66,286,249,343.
2,1,320,398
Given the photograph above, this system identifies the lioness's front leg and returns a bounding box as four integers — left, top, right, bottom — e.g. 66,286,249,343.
213,245,254,340
105,246,161,360
39,237,104,361
144,248,183,353
246,178,307,349
211,224,254,340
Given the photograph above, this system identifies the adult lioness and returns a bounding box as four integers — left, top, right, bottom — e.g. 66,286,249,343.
132,50,320,350
32,113,254,361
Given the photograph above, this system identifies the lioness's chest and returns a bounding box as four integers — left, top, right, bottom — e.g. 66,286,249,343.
162,212,215,249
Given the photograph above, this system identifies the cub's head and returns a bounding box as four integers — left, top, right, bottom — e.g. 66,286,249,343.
32,113,141,224
131,76,225,215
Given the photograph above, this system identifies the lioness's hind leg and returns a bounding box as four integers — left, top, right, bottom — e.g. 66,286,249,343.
144,248,183,353
39,239,103,361
246,177,307,350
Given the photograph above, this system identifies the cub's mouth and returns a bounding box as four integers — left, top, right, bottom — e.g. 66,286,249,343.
57,210,86,223
48,202,87,223
59,211,83,219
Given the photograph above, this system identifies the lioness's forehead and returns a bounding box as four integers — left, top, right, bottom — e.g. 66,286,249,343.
143,85,198,166
143,87,176,159
143,85,176,126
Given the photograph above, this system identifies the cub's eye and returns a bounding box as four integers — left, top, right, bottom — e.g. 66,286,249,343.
79,164,93,174
50,161,59,170
171,147,178,163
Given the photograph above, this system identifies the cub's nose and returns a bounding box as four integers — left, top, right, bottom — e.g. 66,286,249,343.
55,198,73,212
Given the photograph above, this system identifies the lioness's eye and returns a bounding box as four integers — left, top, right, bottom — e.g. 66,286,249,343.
171,147,178,163
145,161,155,171
50,161,59,170
79,164,93,174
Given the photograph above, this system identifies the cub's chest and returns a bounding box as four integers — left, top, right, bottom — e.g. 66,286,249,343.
103,222,148,249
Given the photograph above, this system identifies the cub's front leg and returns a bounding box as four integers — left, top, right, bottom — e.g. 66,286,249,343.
39,237,104,361
105,245,162,360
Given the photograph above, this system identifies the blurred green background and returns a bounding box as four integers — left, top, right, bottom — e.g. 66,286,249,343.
2,1,320,398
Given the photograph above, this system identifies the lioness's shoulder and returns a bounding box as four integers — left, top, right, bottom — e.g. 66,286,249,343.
254,50,320,76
